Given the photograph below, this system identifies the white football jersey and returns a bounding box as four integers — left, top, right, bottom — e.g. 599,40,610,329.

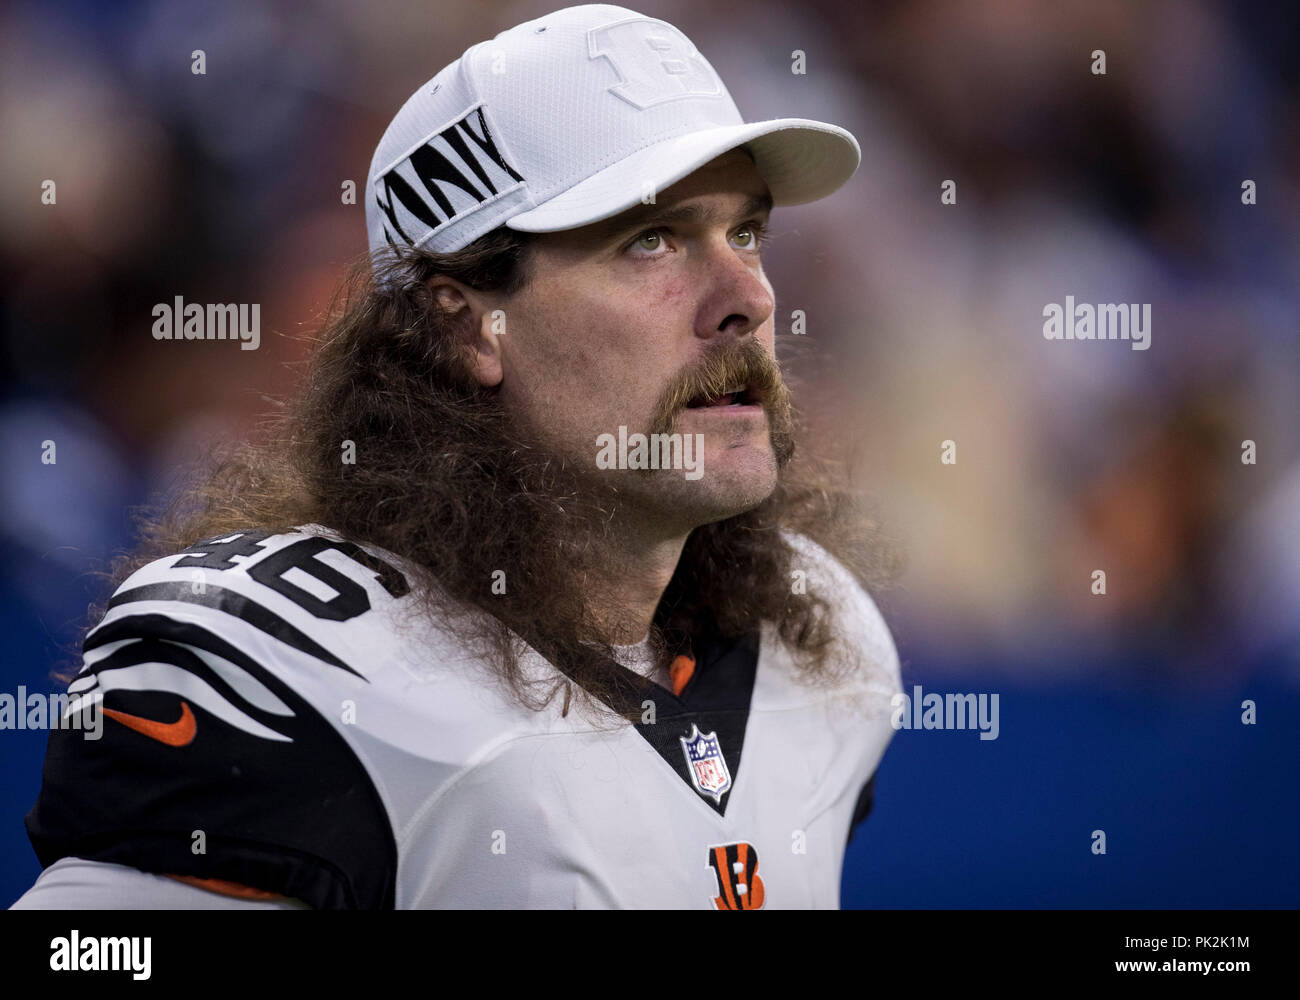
24,524,900,908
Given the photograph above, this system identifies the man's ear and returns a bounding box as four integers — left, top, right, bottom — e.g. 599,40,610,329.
428,276,504,388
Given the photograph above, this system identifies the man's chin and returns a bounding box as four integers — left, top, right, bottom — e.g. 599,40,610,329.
579,414,784,521
651,451,779,524
689,482,777,526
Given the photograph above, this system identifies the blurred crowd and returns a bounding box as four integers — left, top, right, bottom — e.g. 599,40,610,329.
2,0,1298,686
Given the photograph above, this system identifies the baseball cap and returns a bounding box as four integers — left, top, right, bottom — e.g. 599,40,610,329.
365,3,860,263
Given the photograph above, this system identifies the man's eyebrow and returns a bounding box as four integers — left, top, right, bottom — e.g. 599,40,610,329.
593,192,774,242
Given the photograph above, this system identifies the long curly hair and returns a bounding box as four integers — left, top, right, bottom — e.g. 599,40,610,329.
91,227,898,723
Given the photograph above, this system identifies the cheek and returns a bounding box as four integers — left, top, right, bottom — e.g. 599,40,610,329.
516,280,681,420
508,300,603,387
656,275,689,305
565,298,651,369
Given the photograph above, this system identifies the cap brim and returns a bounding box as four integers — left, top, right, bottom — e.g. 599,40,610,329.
504,118,861,234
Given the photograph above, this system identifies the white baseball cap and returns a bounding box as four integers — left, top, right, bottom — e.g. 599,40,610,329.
365,3,860,261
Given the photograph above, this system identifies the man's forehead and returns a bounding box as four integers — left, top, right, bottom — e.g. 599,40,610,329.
570,157,773,244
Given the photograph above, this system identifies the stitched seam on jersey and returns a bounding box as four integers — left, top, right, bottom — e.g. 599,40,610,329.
391,725,616,856
801,701,895,834
743,693,895,824
801,767,872,835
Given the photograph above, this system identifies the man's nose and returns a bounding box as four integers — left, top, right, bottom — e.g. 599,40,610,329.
694,240,774,342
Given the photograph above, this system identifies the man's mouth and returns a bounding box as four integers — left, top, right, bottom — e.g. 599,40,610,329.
685,384,762,409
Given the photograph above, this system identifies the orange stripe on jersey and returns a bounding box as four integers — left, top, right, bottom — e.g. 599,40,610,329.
166,874,288,902
669,653,696,697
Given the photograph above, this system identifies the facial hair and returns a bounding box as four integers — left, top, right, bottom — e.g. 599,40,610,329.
646,337,796,468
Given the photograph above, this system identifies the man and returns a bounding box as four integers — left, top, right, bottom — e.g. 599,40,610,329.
15,3,899,909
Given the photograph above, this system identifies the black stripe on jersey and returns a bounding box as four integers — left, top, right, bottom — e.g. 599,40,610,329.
846,774,877,845
99,583,364,680
87,632,266,704
78,622,301,742
84,612,312,686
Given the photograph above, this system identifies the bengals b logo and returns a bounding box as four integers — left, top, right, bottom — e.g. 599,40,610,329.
587,18,724,110
707,842,765,910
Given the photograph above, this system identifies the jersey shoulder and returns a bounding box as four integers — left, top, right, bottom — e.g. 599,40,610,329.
779,531,903,845
25,524,428,909
781,529,901,699
103,524,417,678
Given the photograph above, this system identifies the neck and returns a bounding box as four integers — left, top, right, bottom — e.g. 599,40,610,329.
578,515,691,646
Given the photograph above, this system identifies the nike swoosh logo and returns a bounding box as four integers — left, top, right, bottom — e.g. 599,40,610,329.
103,701,197,746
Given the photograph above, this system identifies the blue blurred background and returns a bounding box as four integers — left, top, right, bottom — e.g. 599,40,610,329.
3,0,1298,907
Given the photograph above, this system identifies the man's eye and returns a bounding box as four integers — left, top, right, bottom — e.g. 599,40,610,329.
734,222,771,250
633,229,664,252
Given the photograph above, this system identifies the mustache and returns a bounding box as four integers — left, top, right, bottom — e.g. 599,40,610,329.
648,339,790,437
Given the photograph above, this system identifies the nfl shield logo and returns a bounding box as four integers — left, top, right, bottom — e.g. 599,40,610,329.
680,724,732,803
